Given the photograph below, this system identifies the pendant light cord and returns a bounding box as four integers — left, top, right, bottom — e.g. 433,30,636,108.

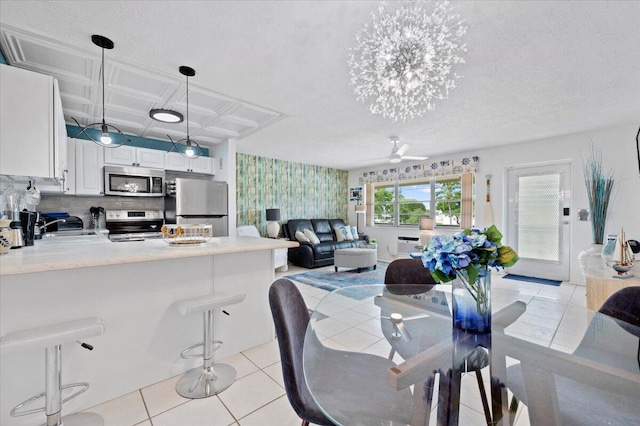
101,46,106,125
186,74,190,141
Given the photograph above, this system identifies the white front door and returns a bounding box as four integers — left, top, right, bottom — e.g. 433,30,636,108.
506,162,571,281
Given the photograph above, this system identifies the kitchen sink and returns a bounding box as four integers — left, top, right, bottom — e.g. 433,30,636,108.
40,230,111,244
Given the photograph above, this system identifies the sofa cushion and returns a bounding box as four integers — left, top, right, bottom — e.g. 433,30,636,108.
295,231,310,243
350,226,358,239
311,219,334,243
286,219,313,240
303,229,320,245
334,225,353,242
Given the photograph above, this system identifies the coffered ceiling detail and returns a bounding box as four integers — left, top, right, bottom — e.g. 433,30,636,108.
0,1,638,170
0,25,286,146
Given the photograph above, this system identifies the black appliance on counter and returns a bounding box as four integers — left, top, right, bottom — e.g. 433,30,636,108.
105,210,164,242
40,213,84,232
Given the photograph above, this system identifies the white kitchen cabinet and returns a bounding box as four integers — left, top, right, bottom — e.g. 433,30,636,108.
39,137,75,194
75,138,105,195
104,146,165,169
165,152,216,175
0,65,67,181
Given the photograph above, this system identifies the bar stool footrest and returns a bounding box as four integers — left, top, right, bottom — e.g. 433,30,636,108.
179,341,223,359
10,382,89,417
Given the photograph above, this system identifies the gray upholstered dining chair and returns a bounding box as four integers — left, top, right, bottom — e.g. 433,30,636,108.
269,279,333,426
269,278,414,426
506,286,640,424
384,258,438,289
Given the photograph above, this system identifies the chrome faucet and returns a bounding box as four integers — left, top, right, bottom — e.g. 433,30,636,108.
41,218,66,233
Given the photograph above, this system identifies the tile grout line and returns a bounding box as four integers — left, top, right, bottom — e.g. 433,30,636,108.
216,395,240,425
138,389,153,426
233,394,290,424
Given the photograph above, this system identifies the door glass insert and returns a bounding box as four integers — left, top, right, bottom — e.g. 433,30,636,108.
517,173,561,261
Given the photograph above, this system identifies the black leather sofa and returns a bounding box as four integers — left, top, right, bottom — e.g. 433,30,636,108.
283,219,369,268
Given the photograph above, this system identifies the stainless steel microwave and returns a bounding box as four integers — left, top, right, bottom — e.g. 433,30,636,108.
104,166,165,197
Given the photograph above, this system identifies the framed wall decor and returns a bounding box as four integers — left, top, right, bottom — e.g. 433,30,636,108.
349,186,363,202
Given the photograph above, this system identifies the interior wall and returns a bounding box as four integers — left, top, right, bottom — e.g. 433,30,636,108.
211,139,237,231
348,123,640,285
236,153,348,237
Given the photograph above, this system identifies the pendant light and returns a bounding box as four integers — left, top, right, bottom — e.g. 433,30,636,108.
167,66,202,158
149,108,183,123
72,35,130,148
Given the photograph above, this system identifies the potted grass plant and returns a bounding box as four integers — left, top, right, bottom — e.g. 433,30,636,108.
578,147,615,275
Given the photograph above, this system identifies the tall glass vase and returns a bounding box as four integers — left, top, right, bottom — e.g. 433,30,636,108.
451,269,491,333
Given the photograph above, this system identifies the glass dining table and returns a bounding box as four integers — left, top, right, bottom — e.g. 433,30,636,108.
302,284,640,425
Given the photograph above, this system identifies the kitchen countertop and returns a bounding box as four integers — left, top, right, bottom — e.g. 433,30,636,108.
0,237,298,276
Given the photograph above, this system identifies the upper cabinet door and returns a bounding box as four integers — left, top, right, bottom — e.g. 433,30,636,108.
75,138,105,195
104,146,165,169
0,65,55,178
104,145,137,166
165,152,215,174
190,156,215,175
136,147,165,169
165,152,190,172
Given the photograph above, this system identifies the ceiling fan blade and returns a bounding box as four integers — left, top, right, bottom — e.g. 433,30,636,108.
401,155,429,161
396,144,410,156
403,313,430,321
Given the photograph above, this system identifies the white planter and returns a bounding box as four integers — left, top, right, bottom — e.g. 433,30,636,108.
578,243,605,276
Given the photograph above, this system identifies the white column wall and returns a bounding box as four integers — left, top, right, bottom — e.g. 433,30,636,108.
211,139,238,232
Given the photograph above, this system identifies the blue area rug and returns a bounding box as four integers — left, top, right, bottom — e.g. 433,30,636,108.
287,261,389,300
503,274,562,287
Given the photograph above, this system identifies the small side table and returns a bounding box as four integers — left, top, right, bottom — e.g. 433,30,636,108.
586,265,640,310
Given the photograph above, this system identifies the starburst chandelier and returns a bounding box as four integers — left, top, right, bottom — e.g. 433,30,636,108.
348,0,468,122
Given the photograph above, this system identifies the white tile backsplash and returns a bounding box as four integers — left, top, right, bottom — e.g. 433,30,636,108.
38,194,163,228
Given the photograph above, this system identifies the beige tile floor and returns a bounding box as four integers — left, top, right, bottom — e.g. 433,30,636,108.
80,263,590,425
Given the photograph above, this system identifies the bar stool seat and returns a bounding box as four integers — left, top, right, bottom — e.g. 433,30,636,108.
1,317,105,426
172,293,246,399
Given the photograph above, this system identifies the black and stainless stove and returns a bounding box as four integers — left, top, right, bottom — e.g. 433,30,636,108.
106,210,164,242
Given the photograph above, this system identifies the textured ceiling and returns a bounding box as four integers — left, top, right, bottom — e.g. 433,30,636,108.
1,1,638,171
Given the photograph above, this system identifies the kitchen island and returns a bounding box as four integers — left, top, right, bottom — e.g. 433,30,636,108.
0,236,297,426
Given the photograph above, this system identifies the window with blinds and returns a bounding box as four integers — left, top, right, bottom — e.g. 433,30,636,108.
367,173,474,228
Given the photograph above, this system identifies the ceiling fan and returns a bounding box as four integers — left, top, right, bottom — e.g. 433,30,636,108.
387,137,428,163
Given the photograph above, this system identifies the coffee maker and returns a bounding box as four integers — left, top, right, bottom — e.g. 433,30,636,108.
20,210,38,246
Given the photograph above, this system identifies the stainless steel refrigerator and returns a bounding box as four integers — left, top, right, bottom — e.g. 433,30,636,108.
165,178,228,237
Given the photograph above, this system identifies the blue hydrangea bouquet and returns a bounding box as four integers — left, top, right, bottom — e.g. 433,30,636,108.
422,225,519,332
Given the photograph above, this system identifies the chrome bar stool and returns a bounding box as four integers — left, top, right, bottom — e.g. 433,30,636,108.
172,293,246,399
1,317,105,426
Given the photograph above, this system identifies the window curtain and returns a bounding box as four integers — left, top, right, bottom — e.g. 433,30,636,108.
365,183,374,226
460,172,474,229
358,156,479,185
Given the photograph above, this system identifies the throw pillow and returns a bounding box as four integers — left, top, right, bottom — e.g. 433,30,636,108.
303,229,320,245
350,226,358,239
334,225,353,242
295,230,310,243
